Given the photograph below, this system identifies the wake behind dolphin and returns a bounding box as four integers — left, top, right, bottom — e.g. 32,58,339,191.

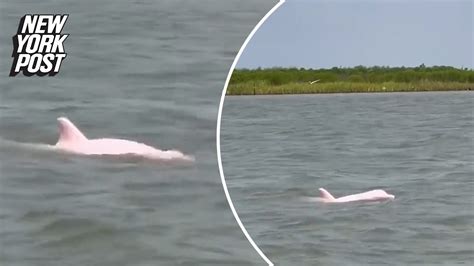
53,117,194,162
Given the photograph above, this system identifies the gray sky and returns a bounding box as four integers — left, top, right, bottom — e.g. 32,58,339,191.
237,0,473,69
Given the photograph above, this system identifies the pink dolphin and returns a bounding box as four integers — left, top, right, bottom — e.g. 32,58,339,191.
54,117,193,161
317,187,395,203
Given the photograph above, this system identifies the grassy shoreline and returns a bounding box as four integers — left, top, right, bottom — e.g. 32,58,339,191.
227,66,474,95
227,81,473,95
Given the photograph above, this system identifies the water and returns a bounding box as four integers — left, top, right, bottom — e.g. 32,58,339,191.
0,1,274,265
221,92,474,265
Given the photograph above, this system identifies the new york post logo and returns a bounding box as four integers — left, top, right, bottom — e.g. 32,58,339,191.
10,14,69,77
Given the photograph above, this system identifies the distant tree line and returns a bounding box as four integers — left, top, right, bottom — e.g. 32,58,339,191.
230,65,474,85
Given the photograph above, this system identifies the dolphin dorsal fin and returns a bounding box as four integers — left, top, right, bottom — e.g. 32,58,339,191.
56,117,88,144
319,188,336,200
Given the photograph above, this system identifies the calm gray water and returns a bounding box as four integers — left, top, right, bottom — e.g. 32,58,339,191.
0,1,274,265
221,92,474,265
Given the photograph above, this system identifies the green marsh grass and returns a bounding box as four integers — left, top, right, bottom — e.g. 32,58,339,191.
227,66,474,95
227,81,473,95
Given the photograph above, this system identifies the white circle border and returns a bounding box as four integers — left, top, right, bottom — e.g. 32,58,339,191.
216,1,286,265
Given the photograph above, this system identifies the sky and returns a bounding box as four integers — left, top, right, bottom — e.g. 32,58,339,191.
237,0,473,69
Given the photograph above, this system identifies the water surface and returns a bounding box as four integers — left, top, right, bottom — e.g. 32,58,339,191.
0,1,273,265
221,91,474,265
